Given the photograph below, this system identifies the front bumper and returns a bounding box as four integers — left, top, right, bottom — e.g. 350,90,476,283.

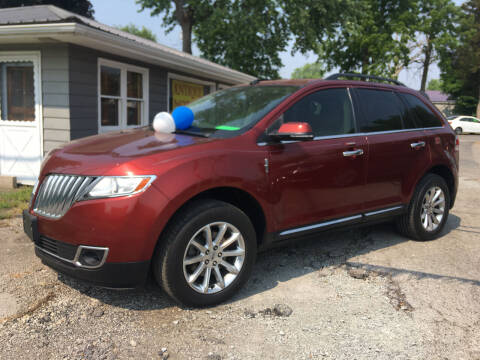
36,246,150,288
24,210,151,288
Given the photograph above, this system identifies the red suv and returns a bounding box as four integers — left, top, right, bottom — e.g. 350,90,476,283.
23,74,459,307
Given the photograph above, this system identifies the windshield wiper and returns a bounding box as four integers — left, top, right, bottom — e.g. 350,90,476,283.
174,129,210,138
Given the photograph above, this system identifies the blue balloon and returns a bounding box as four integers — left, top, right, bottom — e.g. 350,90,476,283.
172,106,194,130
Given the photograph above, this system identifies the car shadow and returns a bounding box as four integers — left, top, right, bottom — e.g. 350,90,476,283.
57,214,468,311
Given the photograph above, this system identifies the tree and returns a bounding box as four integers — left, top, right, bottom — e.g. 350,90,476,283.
136,0,209,54
194,0,288,79
117,24,157,42
295,0,417,78
291,63,325,79
0,0,94,18
427,79,443,91
136,0,292,78
439,0,480,116
412,0,459,91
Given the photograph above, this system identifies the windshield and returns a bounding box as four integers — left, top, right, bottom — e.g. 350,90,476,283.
184,85,299,137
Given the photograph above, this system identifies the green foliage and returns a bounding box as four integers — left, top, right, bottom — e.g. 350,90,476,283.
137,0,291,79
136,0,209,53
439,0,480,116
311,0,418,78
291,63,325,79
427,79,443,91
0,0,94,18
194,0,289,79
117,24,157,42
414,0,460,91
136,0,196,34
282,0,349,55
0,186,32,220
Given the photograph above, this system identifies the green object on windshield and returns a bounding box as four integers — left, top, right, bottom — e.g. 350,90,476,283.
215,125,241,131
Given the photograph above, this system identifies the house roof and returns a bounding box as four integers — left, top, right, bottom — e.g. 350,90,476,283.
0,5,256,85
425,90,453,103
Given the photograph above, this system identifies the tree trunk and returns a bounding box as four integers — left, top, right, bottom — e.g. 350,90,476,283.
420,39,433,92
477,83,480,118
174,0,193,54
181,20,193,54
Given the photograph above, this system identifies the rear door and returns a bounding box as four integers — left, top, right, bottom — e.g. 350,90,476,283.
352,88,430,212
266,87,368,233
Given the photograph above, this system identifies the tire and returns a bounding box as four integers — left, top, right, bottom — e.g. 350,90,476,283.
153,200,257,307
396,174,450,241
455,127,463,135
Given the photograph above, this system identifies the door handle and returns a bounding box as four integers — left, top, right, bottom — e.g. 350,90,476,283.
410,141,426,149
343,149,364,157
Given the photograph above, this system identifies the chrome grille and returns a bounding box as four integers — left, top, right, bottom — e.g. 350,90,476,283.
33,174,96,219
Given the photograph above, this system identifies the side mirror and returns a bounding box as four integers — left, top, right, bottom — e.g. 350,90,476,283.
269,122,314,141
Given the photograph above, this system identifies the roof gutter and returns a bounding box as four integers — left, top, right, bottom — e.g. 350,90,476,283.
0,22,256,85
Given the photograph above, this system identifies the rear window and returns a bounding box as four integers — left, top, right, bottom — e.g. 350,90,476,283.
399,93,443,128
355,89,404,132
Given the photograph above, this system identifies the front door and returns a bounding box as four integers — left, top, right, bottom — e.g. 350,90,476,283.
266,87,367,233
0,52,42,184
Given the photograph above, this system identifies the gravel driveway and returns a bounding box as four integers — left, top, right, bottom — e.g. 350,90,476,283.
1,135,479,360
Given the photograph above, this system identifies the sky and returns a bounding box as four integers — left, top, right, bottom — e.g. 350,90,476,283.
90,0,464,90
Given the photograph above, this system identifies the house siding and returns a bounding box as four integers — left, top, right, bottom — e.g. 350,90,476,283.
2,44,233,156
0,44,71,155
68,45,170,140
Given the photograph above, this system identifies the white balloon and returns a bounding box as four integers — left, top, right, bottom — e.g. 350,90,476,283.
152,112,175,133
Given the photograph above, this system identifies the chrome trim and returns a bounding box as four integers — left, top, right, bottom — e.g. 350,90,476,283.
279,214,363,236
257,126,445,147
343,149,364,157
73,245,109,269
34,175,97,219
410,141,426,149
36,244,109,269
364,205,404,217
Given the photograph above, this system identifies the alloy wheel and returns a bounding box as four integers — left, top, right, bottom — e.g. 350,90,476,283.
420,186,445,232
183,222,246,294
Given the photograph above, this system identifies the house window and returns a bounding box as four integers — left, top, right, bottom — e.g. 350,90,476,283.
0,62,35,121
167,73,215,111
98,59,148,132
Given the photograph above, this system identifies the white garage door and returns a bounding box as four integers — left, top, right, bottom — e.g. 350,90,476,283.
0,52,43,185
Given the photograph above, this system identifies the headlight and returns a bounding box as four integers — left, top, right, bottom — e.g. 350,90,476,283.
83,176,156,199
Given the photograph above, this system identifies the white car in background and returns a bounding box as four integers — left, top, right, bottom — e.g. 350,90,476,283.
447,116,480,134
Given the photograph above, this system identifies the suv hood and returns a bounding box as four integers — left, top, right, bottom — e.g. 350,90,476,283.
41,127,219,176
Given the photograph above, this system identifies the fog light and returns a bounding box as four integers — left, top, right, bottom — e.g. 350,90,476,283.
74,246,109,269
80,250,102,266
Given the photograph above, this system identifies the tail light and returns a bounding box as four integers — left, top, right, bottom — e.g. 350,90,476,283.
448,121,452,125
455,135,460,152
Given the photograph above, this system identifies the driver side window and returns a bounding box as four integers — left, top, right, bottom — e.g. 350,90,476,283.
277,88,355,137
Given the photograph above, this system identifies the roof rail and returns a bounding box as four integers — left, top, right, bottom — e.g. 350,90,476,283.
325,73,406,87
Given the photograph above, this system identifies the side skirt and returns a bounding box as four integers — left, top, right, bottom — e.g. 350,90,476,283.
270,205,405,243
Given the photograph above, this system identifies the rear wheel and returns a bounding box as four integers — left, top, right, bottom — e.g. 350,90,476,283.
153,200,256,307
455,127,463,135
396,174,450,241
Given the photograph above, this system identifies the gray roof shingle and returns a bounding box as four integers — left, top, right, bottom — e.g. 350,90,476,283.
0,5,255,81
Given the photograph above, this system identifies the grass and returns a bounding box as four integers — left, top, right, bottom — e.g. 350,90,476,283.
0,186,32,220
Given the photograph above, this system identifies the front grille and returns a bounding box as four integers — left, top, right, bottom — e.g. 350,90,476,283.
33,174,96,219
36,235,78,261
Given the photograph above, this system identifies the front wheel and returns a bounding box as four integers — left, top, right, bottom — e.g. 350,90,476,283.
396,174,450,241
455,127,463,135
153,200,257,307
